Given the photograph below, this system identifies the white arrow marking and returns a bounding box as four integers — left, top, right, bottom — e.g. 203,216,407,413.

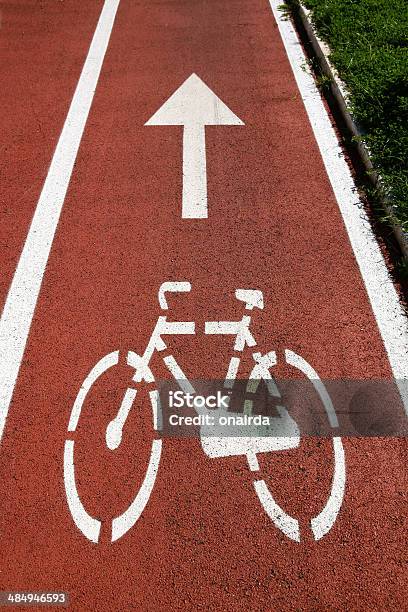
145,73,244,219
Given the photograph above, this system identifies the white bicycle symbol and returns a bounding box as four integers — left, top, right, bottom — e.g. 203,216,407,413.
64,282,346,544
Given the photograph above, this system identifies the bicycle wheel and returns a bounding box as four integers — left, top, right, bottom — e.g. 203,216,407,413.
245,349,346,542
63,350,162,543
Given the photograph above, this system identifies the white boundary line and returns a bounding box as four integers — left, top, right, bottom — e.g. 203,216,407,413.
268,0,408,412
0,0,121,442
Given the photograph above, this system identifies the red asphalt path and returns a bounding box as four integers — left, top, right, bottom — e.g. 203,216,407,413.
0,0,102,311
0,1,407,610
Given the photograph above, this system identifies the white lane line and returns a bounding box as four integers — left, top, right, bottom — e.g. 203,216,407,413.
0,0,121,442
269,0,408,413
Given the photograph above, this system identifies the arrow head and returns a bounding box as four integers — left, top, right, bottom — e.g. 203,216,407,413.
145,73,244,126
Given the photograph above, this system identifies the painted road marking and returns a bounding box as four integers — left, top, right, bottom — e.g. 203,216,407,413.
310,436,346,541
254,479,300,542
2,2,407,606
145,73,244,219
269,0,408,413
0,0,121,442
65,282,346,543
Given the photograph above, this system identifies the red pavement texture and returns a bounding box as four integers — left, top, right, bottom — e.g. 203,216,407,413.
0,1,406,610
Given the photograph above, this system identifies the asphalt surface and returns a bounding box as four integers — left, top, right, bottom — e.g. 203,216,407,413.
0,1,407,610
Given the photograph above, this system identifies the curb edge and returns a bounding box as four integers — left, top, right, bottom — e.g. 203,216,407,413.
291,1,408,259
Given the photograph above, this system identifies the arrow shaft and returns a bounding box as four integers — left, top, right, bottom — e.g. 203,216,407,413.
182,124,207,219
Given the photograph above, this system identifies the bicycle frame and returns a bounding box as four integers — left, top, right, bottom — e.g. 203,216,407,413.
105,282,264,448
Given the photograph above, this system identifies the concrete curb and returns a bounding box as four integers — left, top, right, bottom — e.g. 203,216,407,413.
291,2,408,259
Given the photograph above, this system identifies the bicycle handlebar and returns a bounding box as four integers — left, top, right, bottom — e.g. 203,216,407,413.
158,282,264,311
158,282,192,310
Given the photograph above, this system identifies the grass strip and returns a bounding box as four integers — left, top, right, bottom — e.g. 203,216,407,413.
289,0,408,232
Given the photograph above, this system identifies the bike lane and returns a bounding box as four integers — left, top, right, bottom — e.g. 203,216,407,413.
0,0,103,311
0,0,407,610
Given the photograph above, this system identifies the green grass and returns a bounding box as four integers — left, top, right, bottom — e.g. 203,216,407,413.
292,0,408,231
